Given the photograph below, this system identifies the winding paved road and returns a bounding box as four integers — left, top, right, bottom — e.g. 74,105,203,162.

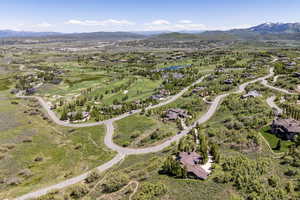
260,65,297,95
16,75,209,128
261,79,297,95
266,96,283,115
15,64,284,200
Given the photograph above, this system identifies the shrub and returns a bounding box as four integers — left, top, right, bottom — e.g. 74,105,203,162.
85,170,101,184
101,171,130,193
69,184,89,199
132,182,167,200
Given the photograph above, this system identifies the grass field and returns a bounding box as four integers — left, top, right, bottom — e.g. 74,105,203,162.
0,77,11,91
91,76,162,105
113,114,178,147
0,91,116,199
260,126,294,153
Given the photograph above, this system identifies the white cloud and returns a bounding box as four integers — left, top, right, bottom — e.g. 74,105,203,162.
65,19,135,26
149,20,170,25
178,20,192,24
66,20,83,25
144,20,207,31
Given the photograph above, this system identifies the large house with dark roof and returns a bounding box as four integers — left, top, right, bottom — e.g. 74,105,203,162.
165,108,189,121
271,118,300,140
178,152,209,180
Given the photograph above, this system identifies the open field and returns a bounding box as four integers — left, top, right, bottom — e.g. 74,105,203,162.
114,114,178,147
1,39,300,200
0,91,116,199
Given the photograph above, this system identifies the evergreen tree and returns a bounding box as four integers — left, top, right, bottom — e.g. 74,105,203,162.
275,140,281,151
210,143,221,163
60,108,68,121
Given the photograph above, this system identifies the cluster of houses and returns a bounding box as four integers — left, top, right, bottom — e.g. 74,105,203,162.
277,54,299,70
151,89,171,101
12,69,64,96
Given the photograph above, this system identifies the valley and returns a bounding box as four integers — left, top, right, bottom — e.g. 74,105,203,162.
1,22,300,200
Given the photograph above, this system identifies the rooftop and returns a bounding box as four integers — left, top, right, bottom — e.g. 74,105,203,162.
273,118,300,133
179,152,209,179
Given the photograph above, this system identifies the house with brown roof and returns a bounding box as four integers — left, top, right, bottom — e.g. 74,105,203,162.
271,118,300,140
178,152,209,180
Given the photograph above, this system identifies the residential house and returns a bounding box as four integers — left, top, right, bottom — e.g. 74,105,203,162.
271,118,300,140
25,88,36,95
165,108,189,120
178,152,209,180
151,89,170,101
293,72,300,78
241,90,261,99
224,79,234,84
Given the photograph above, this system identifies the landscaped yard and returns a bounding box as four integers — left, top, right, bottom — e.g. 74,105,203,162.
260,126,294,152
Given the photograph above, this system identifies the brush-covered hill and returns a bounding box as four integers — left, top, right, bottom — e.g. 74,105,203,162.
151,31,238,41
151,23,300,41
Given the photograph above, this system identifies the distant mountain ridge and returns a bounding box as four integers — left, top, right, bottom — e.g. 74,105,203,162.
1,22,300,41
246,22,300,34
151,22,300,41
0,30,145,40
0,30,62,38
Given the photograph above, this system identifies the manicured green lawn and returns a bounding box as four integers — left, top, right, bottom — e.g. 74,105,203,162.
260,126,294,153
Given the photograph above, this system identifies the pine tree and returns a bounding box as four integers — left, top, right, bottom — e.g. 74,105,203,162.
210,143,221,163
181,165,188,178
60,108,68,121
275,140,281,151
178,138,185,152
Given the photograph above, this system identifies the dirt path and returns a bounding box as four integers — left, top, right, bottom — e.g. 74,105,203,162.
129,181,139,200
98,181,139,200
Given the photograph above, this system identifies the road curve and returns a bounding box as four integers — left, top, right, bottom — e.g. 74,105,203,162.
266,96,283,115
16,75,209,128
260,69,297,95
15,67,278,200
203,96,212,104
261,79,297,95
15,153,126,200
273,75,283,83
14,74,208,200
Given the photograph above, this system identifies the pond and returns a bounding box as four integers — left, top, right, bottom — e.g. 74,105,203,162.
158,64,192,72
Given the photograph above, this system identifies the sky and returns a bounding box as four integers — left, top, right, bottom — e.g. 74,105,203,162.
0,0,300,33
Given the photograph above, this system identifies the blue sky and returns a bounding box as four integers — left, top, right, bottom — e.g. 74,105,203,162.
0,0,299,32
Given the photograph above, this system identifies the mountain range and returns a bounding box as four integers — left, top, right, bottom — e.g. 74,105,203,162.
1,22,300,41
